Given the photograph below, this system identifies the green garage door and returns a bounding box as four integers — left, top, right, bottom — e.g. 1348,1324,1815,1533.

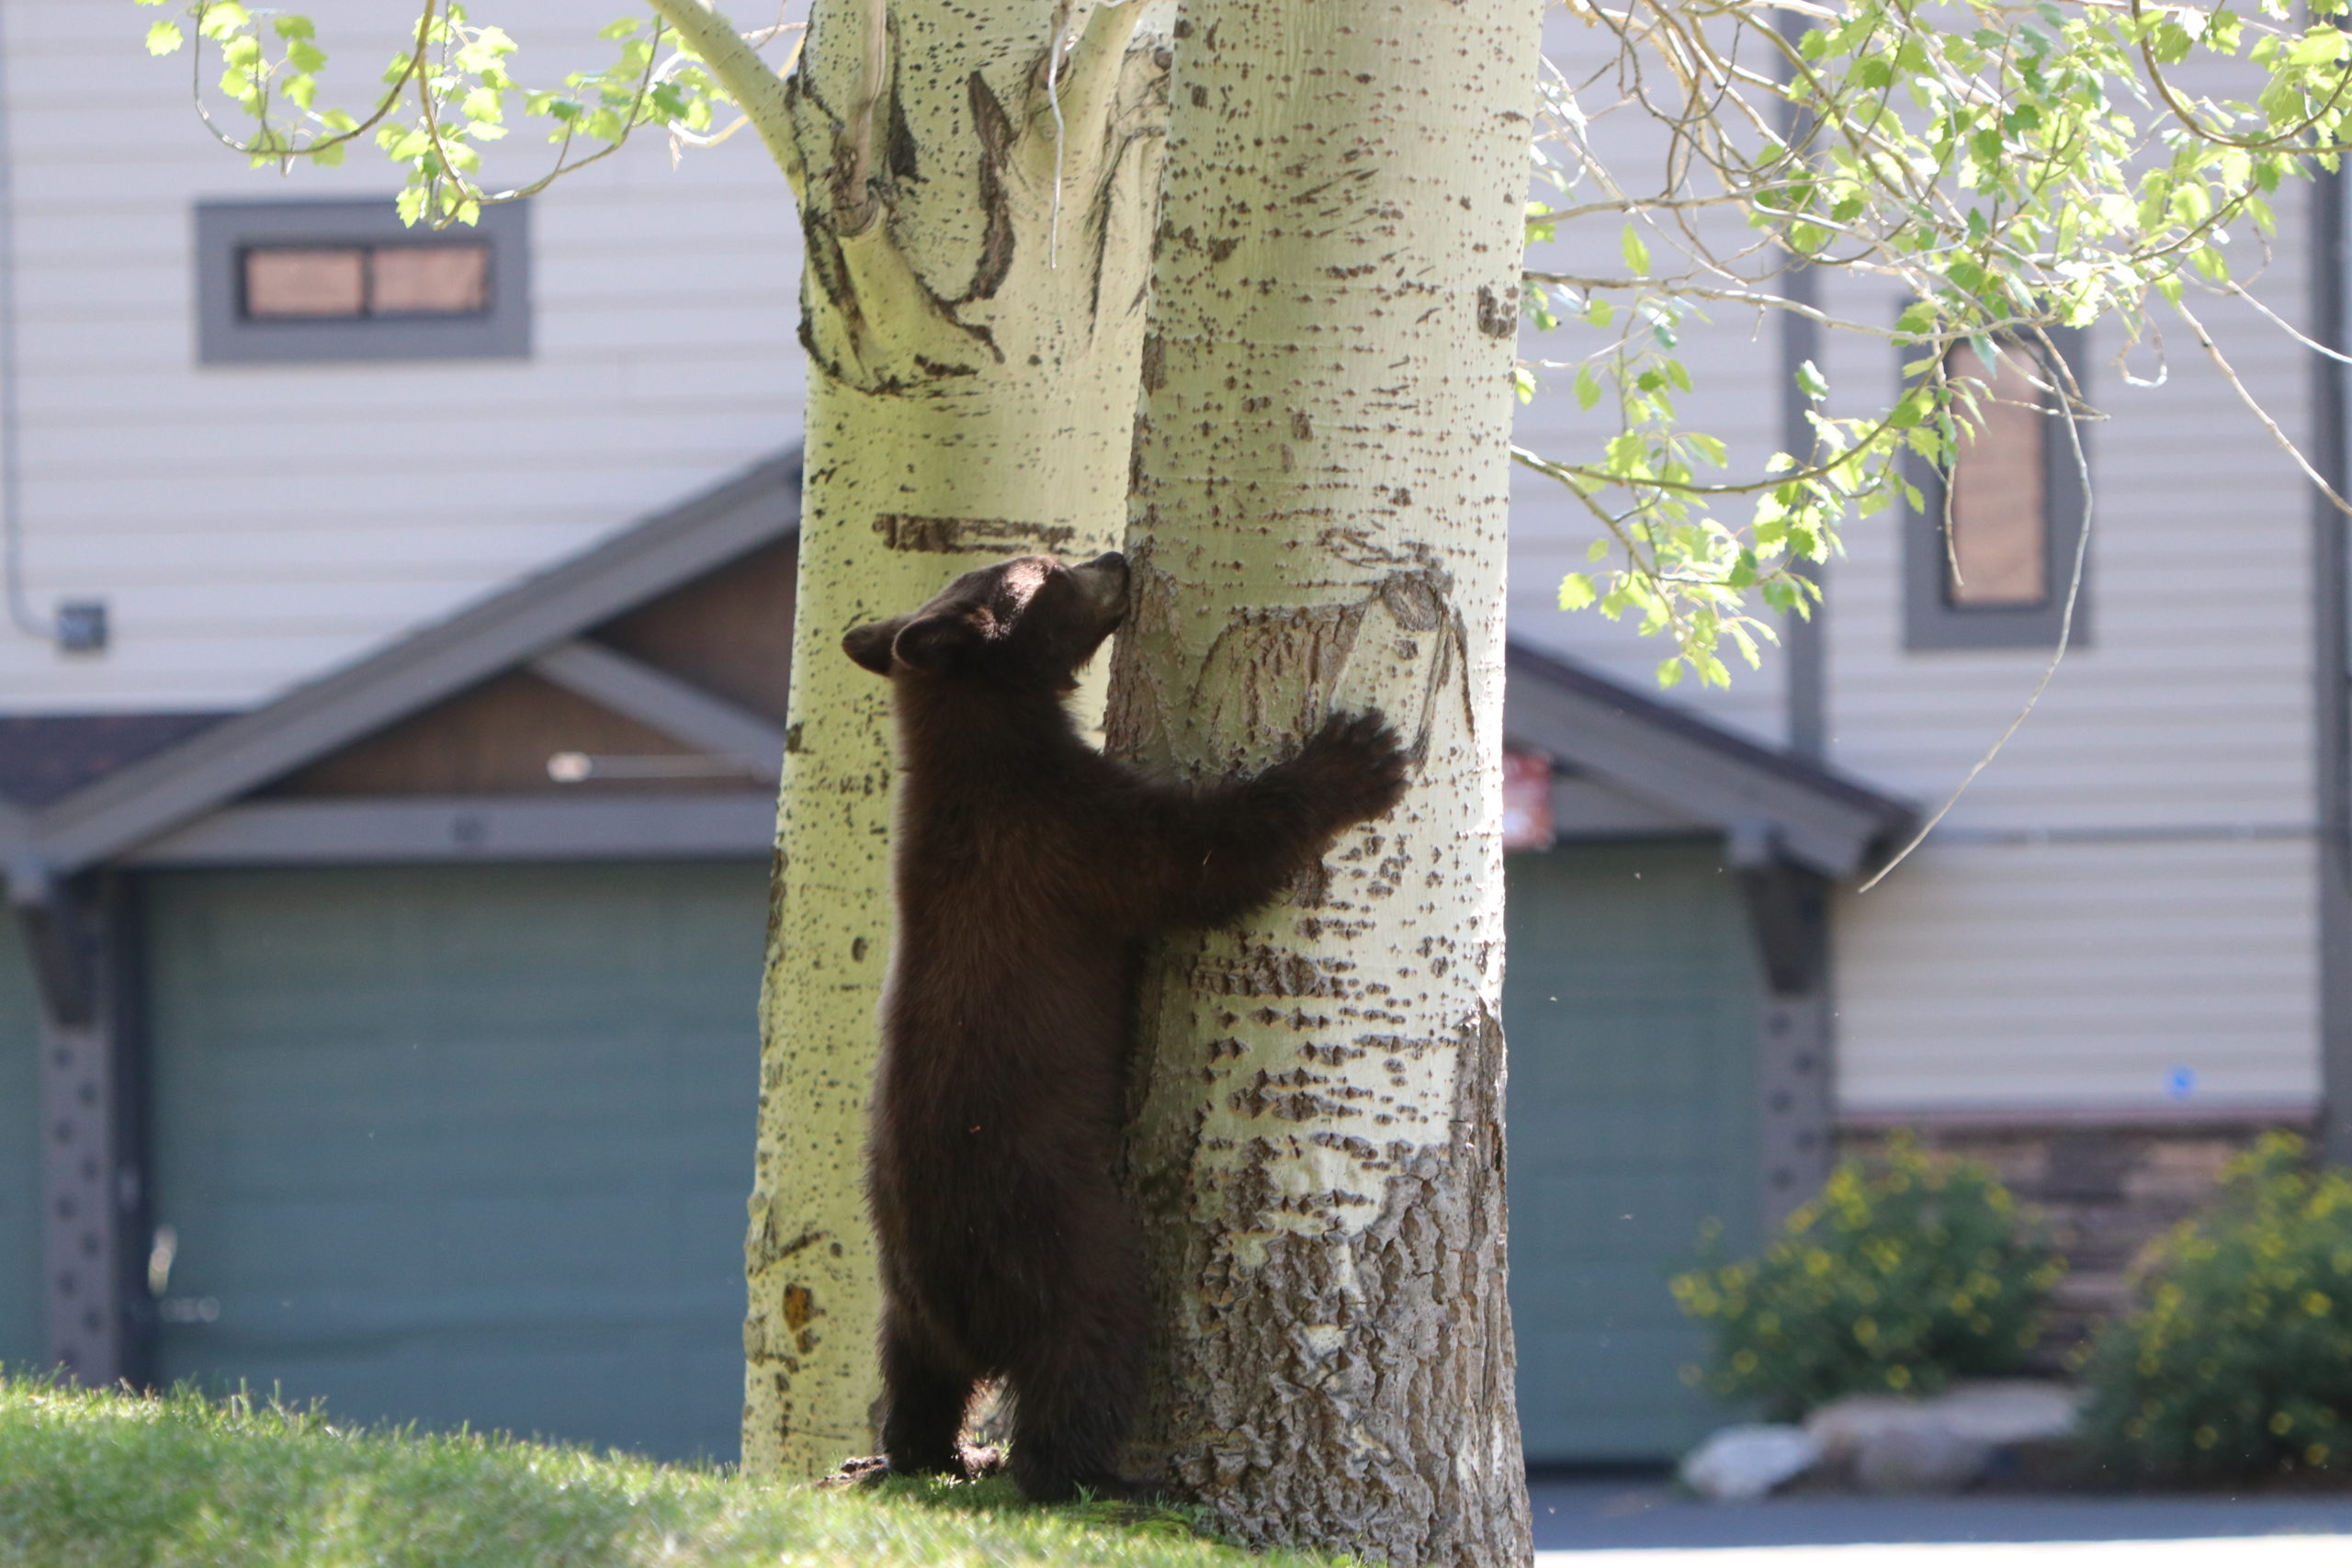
0,924,44,1371
1504,840,1760,1462
145,862,765,1461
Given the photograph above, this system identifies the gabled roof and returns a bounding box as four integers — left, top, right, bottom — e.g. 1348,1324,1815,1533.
4,451,801,886
0,459,1908,888
0,714,228,810
1503,640,1914,878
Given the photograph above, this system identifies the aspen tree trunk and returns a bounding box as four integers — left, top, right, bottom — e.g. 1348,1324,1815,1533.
1104,0,1544,1561
648,0,1175,1479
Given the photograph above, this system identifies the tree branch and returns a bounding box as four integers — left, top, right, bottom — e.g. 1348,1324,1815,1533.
1032,0,1150,154
642,0,803,188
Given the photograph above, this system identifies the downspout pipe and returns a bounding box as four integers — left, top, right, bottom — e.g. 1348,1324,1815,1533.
2312,152,2352,1165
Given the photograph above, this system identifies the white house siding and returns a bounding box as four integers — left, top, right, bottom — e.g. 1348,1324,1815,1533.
1822,186,2323,1114
1506,11,1792,750
0,0,805,713
1506,29,2327,1117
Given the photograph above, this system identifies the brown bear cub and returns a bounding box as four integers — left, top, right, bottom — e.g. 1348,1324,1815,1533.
842,550,1408,1502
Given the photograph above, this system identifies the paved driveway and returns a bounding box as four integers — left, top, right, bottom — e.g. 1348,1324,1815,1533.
1529,1476,2352,1564
1536,1542,2352,1566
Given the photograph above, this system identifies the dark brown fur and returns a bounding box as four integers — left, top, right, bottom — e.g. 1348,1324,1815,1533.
842,551,1408,1501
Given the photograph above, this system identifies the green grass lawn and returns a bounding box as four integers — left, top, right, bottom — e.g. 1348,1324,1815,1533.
0,1378,1353,1568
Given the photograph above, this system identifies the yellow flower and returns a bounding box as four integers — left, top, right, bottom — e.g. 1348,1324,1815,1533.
1886,1365,1912,1390
2309,1442,2333,1467
2195,1426,2219,1450
1854,1317,1880,1344
2271,1412,2295,1436
2307,1292,2333,1317
1731,1349,1759,1375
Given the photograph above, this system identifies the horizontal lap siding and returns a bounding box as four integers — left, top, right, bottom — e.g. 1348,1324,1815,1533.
1837,840,2319,1111
0,0,804,713
1510,33,2327,1117
1506,12,1792,751
1816,102,2322,1111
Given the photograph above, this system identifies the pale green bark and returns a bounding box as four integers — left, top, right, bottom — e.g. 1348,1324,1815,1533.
1106,0,1544,1561
734,0,1172,1479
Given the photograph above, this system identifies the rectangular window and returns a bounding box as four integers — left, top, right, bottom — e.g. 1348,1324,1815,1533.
241,243,491,321
197,199,528,364
1943,342,2048,608
1902,328,2090,650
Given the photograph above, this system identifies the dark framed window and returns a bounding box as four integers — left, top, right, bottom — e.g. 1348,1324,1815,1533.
195,198,530,365
1902,326,2089,650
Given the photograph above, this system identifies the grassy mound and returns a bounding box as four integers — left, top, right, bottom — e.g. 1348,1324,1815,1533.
0,1378,1348,1568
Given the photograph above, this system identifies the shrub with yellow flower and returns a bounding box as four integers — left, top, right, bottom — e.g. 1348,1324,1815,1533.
1669,1135,2064,1419
2080,1133,2352,1483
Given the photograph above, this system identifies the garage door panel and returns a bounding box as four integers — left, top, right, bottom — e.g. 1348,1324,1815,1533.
0,923,44,1370
148,863,763,1461
1503,841,1758,1463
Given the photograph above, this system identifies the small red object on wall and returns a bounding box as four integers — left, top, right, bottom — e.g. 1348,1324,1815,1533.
1502,750,1555,852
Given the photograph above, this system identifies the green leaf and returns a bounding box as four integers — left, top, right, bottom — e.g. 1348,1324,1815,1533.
145,18,184,55
1558,573,1598,611
1622,224,1651,277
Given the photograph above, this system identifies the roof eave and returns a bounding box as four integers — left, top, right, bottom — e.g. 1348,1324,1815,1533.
1502,639,1915,878
20,452,801,880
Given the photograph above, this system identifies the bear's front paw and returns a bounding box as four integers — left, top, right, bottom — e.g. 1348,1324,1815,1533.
1292,708,1409,826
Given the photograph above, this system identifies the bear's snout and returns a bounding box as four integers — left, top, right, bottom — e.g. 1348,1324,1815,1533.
1069,551,1131,624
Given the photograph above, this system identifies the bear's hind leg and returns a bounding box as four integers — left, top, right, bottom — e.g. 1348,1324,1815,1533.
1002,1223,1146,1503
1006,1328,1142,1502
879,1314,974,1479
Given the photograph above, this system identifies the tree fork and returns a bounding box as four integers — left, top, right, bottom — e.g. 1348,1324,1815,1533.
740,0,1170,1479
1107,0,1544,1560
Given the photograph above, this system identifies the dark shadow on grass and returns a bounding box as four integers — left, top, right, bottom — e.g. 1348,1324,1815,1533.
861,1471,1222,1543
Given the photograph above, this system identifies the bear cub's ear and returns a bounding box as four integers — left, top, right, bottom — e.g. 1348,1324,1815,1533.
841,609,990,676
842,615,910,676
889,609,989,673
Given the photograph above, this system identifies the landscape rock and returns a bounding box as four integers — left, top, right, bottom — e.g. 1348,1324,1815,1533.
1679,1424,1823,1502
1805,1380,2084,1494
1850,1421,1992,1494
